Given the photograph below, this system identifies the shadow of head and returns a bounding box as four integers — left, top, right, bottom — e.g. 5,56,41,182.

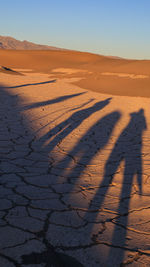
92,97,112,110
130,108,144,117
130,108,147,130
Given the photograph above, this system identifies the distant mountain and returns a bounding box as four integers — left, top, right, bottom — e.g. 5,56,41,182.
0,36,64,50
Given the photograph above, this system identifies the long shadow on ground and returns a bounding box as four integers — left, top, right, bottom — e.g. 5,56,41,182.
21,92,86,110
36,98,112,156
52,110,121,194
105,108,147,266
0,84,86,267
86,108,146,265
1,81,147,266
7,79,56,88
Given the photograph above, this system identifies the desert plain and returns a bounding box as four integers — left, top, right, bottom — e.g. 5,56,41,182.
0,49,150,266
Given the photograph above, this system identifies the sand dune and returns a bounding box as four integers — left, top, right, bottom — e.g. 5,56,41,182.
1,49,150,97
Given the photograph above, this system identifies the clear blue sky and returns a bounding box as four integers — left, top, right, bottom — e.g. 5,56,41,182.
1,0,150,59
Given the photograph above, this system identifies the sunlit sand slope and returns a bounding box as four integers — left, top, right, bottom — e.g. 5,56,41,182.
1,50,150,97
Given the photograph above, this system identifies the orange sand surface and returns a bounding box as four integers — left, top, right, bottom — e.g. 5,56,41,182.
1,50,150,97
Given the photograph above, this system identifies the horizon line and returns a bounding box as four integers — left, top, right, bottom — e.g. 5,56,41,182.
0,34,149,61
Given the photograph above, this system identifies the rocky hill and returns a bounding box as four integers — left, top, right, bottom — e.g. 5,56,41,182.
0,36,63,50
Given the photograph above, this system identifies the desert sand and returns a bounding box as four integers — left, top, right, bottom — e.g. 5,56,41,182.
1,50,150,97
0,51,150,266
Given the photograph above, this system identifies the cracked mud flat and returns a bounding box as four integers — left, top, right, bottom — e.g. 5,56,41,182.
0,71,150,266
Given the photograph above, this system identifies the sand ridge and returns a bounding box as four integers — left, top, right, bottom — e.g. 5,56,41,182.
101,72,149,79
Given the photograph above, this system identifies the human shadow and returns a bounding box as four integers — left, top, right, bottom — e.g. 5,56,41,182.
53,111,121,195
0,84,84,266
20,92,86,110
38,98,112,155
88,109,147,266
33,98,95,134
7,79,56,89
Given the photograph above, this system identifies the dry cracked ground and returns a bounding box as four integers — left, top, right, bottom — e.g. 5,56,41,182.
0,71,150,266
